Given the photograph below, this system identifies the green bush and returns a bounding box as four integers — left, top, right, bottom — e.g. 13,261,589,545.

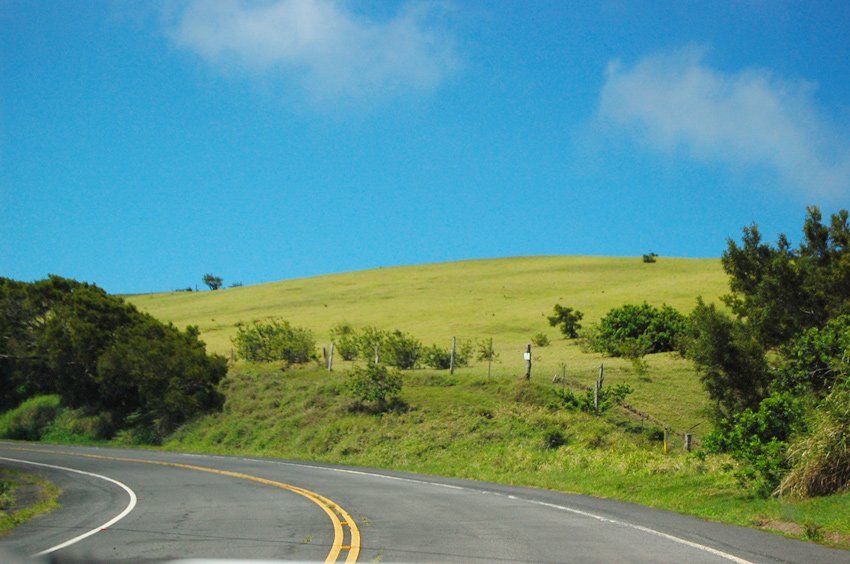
778,314,850,396
354,326,387,362
232,319,315,364
382,330,421,370
330,323,359,361
348,363,403,409
704,392,805,497
531,333,550,347
422,345,452,369
0,395,62,440
590,303,687,357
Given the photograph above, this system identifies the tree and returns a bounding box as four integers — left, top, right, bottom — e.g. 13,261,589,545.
477,338,499,377
722,206,849,348
686,299,770,419
0,276,227,441
590,303,687,358
547,305,584,338
202,274,223,291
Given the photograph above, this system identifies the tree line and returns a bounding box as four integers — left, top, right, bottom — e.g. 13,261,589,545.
0,276,227,442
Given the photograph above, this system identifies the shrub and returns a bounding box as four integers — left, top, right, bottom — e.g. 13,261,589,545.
0,395,62,440
330,323,359,361
348,363,403,409
382,330,421,370
531,333,550,347
354,326,387,362
550,384,632,415
232,319,315,364
642,252,658,263
422,345,452,369
704,392,805,497
590,303,688,357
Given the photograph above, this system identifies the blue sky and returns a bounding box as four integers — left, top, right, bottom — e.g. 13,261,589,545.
3,1,850,294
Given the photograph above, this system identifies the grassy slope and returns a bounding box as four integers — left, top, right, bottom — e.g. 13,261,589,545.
129,256,728,436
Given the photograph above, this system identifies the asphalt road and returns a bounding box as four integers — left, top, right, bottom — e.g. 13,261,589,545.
1,442,848,563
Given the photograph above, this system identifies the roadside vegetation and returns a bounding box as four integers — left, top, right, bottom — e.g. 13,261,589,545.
1,207,848,548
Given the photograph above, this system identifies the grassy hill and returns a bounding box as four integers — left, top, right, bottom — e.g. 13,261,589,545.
129,256,727,354
128,256,727,436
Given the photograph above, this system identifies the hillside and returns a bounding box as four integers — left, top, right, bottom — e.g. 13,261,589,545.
128,256,726,352
128,256,728,435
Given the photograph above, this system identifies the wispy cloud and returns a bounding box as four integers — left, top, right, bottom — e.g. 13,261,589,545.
596,47,850,199
165,0,458,104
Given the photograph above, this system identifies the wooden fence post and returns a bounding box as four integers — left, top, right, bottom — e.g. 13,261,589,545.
524,344,532,379
450,336,457,375
328,343,334,372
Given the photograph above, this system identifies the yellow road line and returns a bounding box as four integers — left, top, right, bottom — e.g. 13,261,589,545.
5,447,360,563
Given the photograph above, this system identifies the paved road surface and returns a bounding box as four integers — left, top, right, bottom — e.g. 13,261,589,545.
1,442,848,563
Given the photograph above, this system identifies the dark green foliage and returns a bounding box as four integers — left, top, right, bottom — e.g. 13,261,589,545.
232,319,315,364
347,363,403,408
693,208,850,497
686,299,769,419
704,392,805,497
99,321,227,437
202,273,223,290
778,314,850,396
330,323,358,360
548,304,584,338
722,207,850,348
642,252,658,263
422,345,452,369
0,276,226,442
590,303,688,358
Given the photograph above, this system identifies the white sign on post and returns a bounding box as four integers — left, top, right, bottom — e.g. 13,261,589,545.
523,352,531,361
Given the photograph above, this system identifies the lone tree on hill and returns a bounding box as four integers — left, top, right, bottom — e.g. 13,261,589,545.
202,273,223,291
548,304,584,338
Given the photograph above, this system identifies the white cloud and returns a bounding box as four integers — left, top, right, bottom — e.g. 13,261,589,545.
597,47,850,199
166,0,458,103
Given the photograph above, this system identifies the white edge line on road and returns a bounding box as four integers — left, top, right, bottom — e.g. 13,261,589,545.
0,455,138,557
263,459,753,564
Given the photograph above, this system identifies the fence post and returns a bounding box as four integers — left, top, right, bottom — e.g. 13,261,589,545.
594,364,604,415
684,432,692,452
450,336,457,375
328,343,334,372
524,344,532,379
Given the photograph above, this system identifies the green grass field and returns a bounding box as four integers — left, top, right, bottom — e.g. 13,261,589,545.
128,256,728,437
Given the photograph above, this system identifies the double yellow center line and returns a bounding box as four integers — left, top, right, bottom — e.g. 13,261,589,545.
8,448,360,563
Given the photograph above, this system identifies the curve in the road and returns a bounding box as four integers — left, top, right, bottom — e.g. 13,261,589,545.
3,447,361,563
0,455,138,556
